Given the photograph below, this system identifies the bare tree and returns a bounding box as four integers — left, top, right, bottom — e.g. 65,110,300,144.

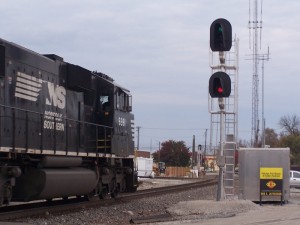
279,114,300,136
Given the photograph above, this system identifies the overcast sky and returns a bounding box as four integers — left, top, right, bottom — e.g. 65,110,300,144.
1,0,299,152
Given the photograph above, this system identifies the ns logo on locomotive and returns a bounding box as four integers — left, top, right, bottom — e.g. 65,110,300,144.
0,38,138,205
15,71,67,131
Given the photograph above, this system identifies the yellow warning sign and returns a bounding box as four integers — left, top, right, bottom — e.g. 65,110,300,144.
260,167,283,180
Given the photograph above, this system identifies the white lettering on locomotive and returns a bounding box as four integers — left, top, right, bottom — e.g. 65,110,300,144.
45,82,66,109
43,120,65,131
14,72,66,132
43,110,65,131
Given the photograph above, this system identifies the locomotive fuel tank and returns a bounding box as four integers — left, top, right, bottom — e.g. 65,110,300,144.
13,167,98,201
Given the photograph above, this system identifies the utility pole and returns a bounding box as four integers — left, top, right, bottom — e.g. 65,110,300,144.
158,142,161,163
192,135,195,168
204,129,207,158
204,128,208,171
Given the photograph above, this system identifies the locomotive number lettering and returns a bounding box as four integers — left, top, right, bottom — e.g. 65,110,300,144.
118,117,126,127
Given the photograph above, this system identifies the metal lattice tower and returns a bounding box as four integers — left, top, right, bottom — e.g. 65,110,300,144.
248,0,263,146
260,50,270,147
209,38,239,199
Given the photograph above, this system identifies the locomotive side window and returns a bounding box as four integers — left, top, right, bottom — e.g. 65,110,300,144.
116,90,132,112
117,92,125,111
127,94,132,112
100,95,110,111
0,45,5,77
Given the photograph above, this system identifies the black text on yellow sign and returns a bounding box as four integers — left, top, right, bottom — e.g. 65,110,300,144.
260,167,283,197
260,167,283,180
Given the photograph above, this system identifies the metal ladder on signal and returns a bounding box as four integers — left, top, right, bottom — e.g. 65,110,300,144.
223,135,236,199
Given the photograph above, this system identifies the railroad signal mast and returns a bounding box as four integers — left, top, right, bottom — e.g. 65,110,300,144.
209,18,239,201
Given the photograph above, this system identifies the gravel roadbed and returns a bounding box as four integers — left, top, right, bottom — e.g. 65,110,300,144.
166,199,260,222
12,184,217,225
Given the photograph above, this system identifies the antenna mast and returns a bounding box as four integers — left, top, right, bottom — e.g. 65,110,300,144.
248,0,263,147
260,47,270,147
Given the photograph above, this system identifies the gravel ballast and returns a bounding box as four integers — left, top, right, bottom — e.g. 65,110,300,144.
11,178,260,225
13,184,217,225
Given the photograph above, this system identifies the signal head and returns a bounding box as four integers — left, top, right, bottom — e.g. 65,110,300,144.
210,18,232,52
209,72,231,98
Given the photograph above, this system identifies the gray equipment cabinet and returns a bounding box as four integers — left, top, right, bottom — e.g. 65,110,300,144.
238,148,290,202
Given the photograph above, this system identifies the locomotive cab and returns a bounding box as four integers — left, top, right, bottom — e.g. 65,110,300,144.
94,74,134,157
112,87,134,157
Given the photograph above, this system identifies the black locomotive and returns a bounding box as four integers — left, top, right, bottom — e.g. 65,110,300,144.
0,38,138,205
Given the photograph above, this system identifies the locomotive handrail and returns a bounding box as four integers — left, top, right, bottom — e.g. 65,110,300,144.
0,103,113,129
0,103,113,154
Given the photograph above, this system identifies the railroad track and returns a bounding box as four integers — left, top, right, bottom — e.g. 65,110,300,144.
126,177,217,199
0,177,217,222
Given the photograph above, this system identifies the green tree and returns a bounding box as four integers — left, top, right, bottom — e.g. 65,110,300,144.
152,140,191,167
264,128,279,147
279,135,300,165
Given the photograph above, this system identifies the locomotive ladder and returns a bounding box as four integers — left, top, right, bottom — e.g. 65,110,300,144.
88,126,112,154
96,127,112,153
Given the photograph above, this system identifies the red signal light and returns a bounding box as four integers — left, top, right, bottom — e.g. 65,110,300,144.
209,72,231,98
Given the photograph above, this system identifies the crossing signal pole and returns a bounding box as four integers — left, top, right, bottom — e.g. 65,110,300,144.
209,18,232,201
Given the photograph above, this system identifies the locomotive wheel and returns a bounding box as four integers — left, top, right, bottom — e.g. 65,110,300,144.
99,190,109,199
128,186,137,192
3,183,12,205
110,179,118,198
98,183,109,199
0,182,7,206
84,192,95,201
119,177,126,192
110,191,118,198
